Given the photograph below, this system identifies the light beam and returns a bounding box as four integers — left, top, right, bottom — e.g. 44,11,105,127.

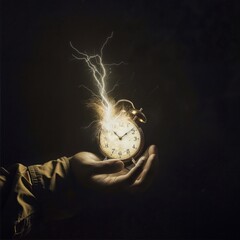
70,33,129,133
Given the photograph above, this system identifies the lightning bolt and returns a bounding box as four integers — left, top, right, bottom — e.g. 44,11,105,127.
70,33,127,132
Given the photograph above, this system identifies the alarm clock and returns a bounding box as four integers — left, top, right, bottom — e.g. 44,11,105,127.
99,100,147,163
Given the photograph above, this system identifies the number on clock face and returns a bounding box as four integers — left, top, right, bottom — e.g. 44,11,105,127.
99,119,143,160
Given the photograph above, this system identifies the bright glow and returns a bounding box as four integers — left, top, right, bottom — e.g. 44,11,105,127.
70,33,130,134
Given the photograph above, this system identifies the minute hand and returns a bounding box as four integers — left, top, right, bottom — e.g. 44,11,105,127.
120,128,134,139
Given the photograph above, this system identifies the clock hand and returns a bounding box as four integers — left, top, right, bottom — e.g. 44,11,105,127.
113,131,121,140
120,128,134,139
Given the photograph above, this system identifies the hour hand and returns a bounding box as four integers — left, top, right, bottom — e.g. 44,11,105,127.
113,131,121,140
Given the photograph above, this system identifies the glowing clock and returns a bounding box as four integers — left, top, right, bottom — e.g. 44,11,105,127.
99,101,147,162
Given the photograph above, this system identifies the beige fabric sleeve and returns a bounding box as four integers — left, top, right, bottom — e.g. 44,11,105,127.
1,164,37,238
28,157,81,222
1,157,81,238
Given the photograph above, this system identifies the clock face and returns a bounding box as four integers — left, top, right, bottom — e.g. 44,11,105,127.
99,118,143,160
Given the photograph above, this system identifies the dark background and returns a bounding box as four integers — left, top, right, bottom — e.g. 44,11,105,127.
1,0,240,238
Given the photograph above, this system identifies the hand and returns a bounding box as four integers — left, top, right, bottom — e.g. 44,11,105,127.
70,145,159,193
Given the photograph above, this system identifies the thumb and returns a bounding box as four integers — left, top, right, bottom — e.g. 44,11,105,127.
91,159,124,175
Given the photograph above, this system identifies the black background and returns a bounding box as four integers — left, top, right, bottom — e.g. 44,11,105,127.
1,0,240,238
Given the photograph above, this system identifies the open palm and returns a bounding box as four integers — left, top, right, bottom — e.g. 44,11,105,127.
70,145,158,193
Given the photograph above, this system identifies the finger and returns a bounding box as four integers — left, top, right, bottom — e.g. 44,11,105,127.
113,156,146,187
148,145,158,157
142,145,158,159
139,154,157,183
131,153,158,192
73,152,124,175
91,159,124,175
131,154,158,194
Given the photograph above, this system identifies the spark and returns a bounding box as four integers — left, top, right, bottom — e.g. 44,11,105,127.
70,33,129,133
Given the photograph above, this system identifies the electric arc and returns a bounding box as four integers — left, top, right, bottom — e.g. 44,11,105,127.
70,34,147,162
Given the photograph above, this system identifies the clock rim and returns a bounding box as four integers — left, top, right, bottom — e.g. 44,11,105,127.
98,119,145,162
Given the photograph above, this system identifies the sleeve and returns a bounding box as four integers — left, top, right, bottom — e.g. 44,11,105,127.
1,157,81,239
